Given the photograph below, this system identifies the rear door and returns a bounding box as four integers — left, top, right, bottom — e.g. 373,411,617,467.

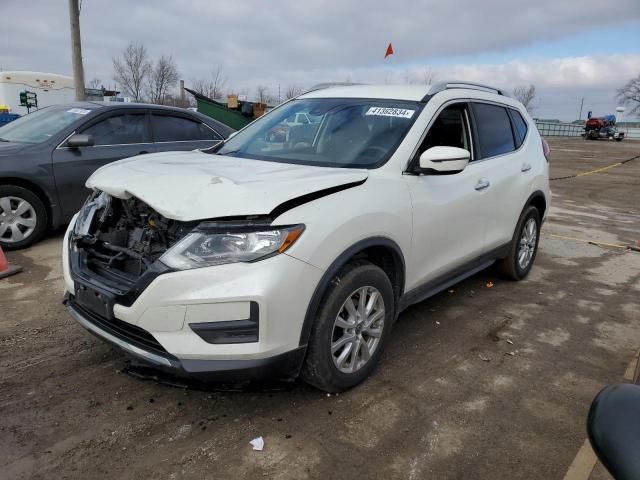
469,102,530,249
150,112,224,152
52,108,153,217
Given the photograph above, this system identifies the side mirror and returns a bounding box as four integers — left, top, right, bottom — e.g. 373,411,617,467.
418,146,470,173
67,133,94,148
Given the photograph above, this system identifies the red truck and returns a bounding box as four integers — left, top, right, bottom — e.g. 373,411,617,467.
585,115,624,141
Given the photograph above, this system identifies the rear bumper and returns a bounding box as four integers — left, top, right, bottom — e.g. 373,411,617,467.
67,298,306,382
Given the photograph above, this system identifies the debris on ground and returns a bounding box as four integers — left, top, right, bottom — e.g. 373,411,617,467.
479,354,491,362
486,281,494,288
250,436,264,451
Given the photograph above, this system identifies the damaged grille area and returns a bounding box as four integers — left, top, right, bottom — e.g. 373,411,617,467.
73,193,194,290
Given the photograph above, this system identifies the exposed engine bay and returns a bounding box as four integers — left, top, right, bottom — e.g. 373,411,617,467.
73,192,194,282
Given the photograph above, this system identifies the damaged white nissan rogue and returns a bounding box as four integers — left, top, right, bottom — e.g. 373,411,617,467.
63,82,550,391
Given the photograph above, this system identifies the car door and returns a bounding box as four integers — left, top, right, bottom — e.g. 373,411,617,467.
404,102,495,288
52,108,153,218
150,112,224,152
469,102,528,250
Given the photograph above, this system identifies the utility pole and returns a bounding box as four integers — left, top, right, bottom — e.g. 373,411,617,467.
68,0,86,101
578,97,584,121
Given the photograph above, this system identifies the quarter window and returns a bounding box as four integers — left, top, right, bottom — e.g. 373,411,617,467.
151,115,221,142
472,103,515,158
510,109,528,148
82,113,148,146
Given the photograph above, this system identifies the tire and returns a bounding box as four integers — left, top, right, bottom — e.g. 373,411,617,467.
496,206,541,281
0,185,49,250
301,261,395,392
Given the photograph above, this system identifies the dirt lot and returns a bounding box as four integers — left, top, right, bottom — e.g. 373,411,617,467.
1,138,639,480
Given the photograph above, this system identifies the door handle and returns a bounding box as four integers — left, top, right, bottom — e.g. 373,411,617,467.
521,163,532,172
475,179,490,191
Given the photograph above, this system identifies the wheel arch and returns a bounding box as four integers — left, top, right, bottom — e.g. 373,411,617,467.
525,190,547,219
0,177,54,228
298,236,405,347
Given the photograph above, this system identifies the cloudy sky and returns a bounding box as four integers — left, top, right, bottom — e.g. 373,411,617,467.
3,0,640,120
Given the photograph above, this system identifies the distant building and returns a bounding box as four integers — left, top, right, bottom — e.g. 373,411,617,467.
0,71,124,116
0,71,75,115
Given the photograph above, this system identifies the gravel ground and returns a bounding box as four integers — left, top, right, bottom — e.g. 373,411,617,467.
1,138,639,480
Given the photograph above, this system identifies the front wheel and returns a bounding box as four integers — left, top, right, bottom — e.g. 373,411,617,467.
301,261,394,392
0,185,48,250
496,206,541,280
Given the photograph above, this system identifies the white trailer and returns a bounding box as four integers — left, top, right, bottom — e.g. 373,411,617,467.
0,71,75,115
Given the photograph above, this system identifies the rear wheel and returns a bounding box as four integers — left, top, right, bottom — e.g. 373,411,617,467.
496,206,541,280
301,261,394,392
0,185,48,250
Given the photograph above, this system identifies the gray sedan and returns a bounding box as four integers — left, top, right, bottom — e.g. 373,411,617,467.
0,102,233,249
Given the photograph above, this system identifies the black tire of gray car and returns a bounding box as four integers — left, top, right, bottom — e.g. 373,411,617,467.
0,185,48,250
496,206,541,281
301,261,394,392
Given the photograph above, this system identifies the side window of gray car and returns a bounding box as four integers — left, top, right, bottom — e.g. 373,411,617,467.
151,114,222,142
81,113,148,146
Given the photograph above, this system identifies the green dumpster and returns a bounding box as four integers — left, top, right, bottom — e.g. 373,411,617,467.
185,88,252,131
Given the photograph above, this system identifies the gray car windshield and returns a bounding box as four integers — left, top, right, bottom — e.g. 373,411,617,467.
0,105,97,144
215,98,422,168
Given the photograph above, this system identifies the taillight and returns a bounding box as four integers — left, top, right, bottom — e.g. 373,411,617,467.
541,138,550,162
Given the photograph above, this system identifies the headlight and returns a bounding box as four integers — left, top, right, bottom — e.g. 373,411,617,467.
160,224,305,270
74,191,110,236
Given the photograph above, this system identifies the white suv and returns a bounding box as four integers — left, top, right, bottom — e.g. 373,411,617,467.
63,82,550,392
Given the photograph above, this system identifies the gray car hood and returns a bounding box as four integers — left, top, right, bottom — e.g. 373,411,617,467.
86,150,368,221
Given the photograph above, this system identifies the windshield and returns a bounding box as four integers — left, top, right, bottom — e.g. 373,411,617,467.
215,98,422,168
0,105,97,144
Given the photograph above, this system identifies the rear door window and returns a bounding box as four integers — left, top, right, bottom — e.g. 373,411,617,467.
81,113,148,146
509,109,528,148
151,114,222,142
472,103,515,158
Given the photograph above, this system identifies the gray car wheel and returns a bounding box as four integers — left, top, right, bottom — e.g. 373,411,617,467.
0,185,48,250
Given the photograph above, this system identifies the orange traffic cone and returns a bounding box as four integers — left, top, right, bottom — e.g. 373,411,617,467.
0,246,22,279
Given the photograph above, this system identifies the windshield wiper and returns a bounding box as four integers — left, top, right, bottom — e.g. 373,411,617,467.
0,138,9,142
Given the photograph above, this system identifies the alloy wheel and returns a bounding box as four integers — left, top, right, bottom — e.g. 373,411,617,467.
331,286,385,374
517,217,537,270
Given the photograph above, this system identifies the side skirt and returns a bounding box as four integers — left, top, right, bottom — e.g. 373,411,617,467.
398,243,510,313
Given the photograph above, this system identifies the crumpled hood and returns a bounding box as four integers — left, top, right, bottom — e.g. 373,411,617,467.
86,150,368,221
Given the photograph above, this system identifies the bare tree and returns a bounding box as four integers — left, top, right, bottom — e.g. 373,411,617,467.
191,66,227,100
403,70,417,84
512,84,537,112
403,68,435,85
284,85,303,99
255,85,271,104
420,68,435,86
147,54,179,105
87,78,102,89
113,43,151,102
617,74,640,116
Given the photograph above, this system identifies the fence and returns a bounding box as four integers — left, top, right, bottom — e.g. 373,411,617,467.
534,121,584,137
534,121,640,139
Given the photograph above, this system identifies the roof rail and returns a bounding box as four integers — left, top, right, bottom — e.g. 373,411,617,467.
425,81,508,100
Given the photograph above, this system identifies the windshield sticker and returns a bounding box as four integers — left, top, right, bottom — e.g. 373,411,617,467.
67,108,91,115
365,107,415,119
